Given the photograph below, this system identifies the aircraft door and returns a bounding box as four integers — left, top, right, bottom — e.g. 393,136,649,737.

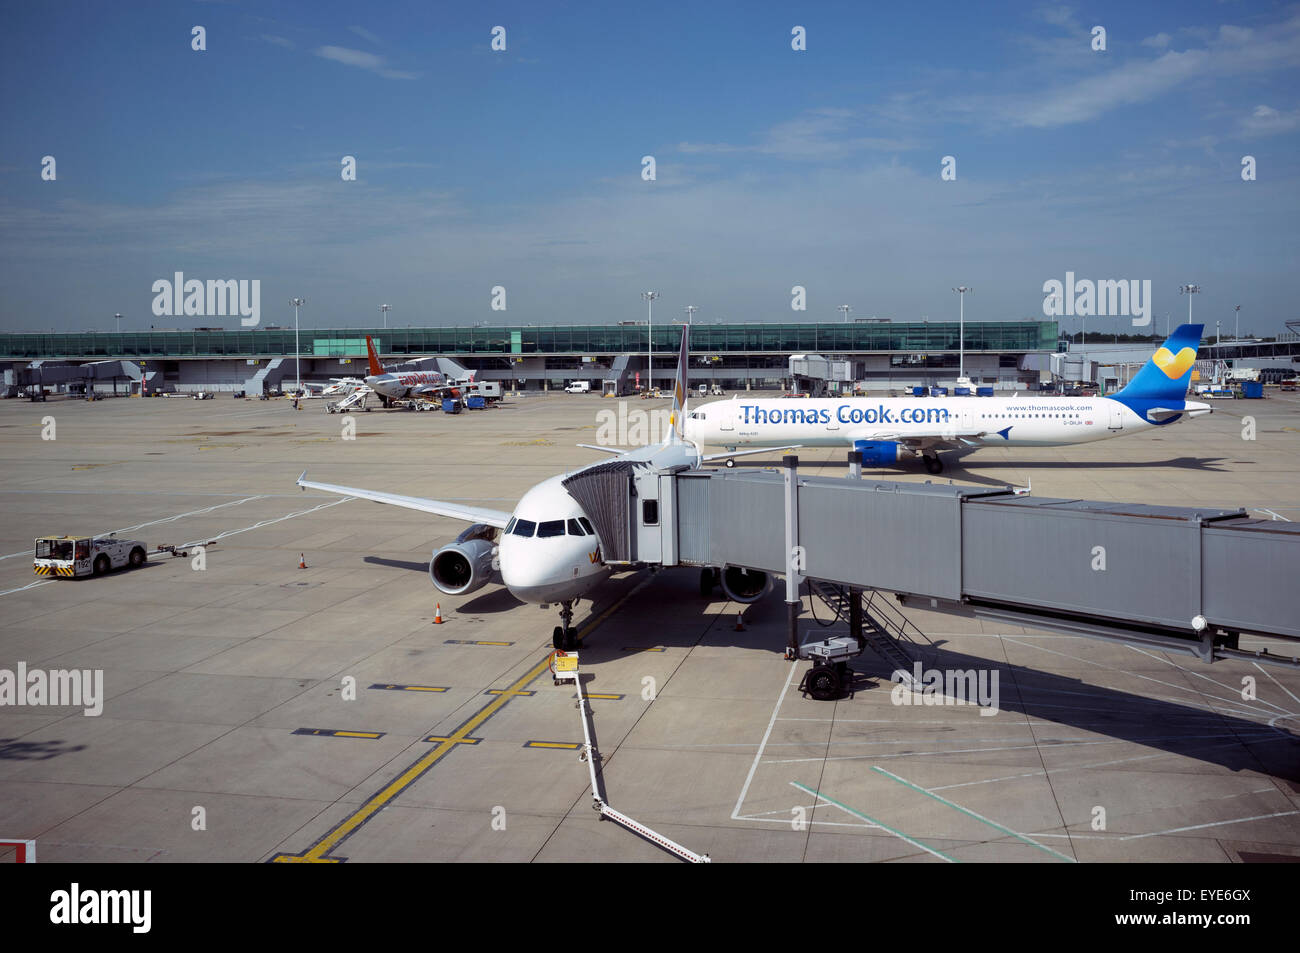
1108,404,1123,430
719,403,735,431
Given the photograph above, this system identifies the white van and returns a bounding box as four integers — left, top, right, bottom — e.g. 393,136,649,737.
564,381,591,393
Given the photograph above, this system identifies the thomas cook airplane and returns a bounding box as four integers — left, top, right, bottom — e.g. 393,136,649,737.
682,324,1212,474
298,326,776,648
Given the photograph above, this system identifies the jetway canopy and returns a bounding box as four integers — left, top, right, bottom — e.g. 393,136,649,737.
571,463,1299,660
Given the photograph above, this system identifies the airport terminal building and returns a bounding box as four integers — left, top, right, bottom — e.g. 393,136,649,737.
1,320,1065,397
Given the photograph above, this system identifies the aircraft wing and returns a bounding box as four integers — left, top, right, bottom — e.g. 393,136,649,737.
849,430,989,451
297,472,512,528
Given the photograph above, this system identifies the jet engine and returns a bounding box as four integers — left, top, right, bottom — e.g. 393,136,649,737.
719,565,770,604
429,524,498,595
853,439,912,466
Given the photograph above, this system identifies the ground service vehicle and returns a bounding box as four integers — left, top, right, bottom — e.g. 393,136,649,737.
34,535,148,577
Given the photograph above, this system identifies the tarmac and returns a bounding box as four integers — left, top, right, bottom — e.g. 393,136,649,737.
0,388,1297,863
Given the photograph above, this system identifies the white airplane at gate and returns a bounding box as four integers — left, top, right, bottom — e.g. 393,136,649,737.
682,324,1212,474
298,325,771,647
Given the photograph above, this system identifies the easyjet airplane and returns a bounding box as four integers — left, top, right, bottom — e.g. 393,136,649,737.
362,336,474,406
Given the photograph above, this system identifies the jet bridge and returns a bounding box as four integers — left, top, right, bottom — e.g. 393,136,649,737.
563,456,1300,676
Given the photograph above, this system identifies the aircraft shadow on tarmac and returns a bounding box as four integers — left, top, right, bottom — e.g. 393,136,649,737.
0,738,87,762
363,555,429,574
360,556,525,611
570,580,1300,782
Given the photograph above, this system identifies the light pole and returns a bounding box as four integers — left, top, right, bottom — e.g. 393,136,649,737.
379,303,391,329
684,305,697,325
114,313,122,334
642,291,659,390
1179,284,1200,328
1234,304,1240,342
838,304,851,324
290,297,305,393
951,286,971,380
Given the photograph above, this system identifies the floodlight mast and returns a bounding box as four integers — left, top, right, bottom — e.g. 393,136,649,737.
642,291,660,390
952,286,972,379
290,297,306,393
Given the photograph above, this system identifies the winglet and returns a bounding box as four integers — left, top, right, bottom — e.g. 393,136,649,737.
365,336,384,377
297,470,307,489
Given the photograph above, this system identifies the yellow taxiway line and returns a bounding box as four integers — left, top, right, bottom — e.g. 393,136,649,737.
271,578,648,863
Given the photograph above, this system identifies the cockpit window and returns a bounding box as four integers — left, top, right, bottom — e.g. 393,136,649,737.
512,519,536,537
537,520,566,538
567,518,585,536
579,517,595,535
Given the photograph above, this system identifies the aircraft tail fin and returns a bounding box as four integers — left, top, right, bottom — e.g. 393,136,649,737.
365,336,384,377
669,324,690,443
1114,324,1203,402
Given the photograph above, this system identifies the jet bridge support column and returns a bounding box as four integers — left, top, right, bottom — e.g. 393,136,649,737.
784,455,802,660
849,586,862,644
848,450,862,480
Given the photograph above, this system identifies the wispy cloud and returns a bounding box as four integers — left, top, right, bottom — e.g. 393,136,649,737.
1240,104,1300,136
259,34,294,49
677,108,917,161
314,45,419,80
348,25,382,46
959,14,1300,129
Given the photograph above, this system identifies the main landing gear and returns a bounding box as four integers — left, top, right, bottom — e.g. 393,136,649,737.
922,452,944,475
552,599,582,651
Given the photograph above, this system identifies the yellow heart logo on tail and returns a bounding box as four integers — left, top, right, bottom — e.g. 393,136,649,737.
1152,346,1196,380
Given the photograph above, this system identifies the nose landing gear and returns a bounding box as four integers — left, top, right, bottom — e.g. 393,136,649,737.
552,599,582,650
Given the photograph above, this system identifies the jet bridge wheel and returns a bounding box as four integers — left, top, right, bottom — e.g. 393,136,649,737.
803,663,842,701
922,454,944,475
699,567,718,598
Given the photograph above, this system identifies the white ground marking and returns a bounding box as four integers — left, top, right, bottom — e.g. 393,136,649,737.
1254,663,1300,709
762,729,1290,765
0,495,266,560
790,781,957,862
930,743,1290,792
730,660,798,821
0,580,53,598
1126,645,1294,715
1001,637,1287,718
870,766,1075,861
178,497,353,547
1117,811,1300,841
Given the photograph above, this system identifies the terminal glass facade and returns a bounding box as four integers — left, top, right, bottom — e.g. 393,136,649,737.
0,321,1058,360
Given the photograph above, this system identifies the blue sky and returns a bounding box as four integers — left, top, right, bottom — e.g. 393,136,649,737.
1,0,1297,336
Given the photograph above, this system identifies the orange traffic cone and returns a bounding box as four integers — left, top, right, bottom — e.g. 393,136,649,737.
433,602,444,624
298,553,307,569
734,611,746,632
